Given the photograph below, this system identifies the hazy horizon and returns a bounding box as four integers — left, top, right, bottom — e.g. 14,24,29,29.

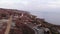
30,11,60,25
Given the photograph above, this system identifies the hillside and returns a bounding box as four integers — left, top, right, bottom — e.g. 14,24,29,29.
0,8,60,34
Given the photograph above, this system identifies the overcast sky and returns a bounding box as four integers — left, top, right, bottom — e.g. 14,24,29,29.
0,0,60,12
0,0,60,25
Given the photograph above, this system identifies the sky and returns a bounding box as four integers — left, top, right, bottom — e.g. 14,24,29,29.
0,0,60,11
0,0,60,25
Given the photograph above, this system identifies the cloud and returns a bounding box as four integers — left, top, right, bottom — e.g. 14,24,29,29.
0,0,60,11
40,0,60,9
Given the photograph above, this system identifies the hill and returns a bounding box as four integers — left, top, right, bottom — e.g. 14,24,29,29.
0,8,60,34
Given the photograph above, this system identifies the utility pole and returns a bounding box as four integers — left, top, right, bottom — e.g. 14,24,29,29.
4,15,12,34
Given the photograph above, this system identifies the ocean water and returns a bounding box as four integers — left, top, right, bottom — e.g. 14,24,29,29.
29,11,60,25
